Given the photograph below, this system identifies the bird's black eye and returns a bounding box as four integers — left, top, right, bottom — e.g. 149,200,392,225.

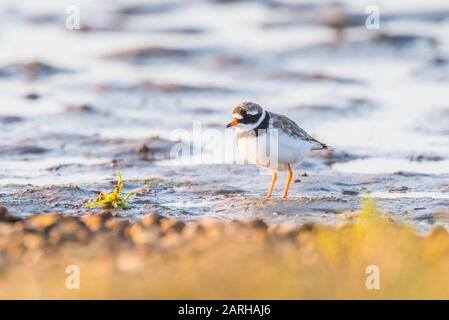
238,110,261,124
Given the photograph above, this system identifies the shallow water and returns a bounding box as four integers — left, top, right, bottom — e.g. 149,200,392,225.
0,0,448,232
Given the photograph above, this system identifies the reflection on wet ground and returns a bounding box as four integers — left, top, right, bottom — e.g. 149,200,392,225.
0,0,448,232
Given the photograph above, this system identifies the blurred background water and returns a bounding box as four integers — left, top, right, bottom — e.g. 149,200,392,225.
0,0,448,230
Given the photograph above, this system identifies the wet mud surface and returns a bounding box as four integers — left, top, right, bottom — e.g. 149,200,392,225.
1,164,448,232
0,0,448,232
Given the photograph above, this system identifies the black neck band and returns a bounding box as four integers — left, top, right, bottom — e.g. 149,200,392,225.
254,112,270,137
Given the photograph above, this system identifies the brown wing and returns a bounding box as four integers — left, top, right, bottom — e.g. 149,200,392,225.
269,112,328,150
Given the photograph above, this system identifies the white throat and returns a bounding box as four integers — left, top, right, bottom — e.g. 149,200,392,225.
235,110,266,132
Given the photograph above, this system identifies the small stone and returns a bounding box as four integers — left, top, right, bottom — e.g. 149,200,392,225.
228,219,244,227
26,213,61,231
272,223,301,240
137,144,151,154
199,219,224,239
182,223,205,240
128,223,161,245
0,207,20,223
298,222,315,232
82,215,104,232
97,210,113,219
105,219,129,235
160,218,185,233
82,211,112,232
248,219,268,230
142,213,161,227
47,218,90,245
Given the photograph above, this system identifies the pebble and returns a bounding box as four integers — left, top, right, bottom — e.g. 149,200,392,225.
142,212,161,227
182,223,205,240
105,219,129,235
26,213,61,231
128,223,161,245
47,218,91,245
0,207,21,223
82,211,113,232
160,218,185,233
248,219,268,230
269,223,301,240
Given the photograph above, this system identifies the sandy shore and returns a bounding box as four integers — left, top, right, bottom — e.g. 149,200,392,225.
1,203,449,299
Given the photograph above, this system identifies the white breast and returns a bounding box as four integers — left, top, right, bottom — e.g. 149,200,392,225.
236,129,313,171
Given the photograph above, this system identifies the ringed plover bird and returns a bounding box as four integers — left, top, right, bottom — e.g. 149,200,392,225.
226,101,328,198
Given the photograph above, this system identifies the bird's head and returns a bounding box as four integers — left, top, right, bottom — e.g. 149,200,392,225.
226,101,265,131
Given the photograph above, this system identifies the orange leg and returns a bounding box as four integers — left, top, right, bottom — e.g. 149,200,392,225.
267,171,277,198
282,164,293,198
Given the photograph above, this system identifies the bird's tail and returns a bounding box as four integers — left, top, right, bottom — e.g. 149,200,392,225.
311,141,329,151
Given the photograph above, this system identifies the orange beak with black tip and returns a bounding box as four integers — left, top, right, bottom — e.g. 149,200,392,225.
226,118,238,128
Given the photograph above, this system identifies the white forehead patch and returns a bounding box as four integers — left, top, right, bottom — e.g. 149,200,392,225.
247,109,259,115
233,113,243,120
235,110,266,132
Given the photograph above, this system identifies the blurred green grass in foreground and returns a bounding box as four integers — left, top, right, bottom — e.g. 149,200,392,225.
1,200,449,299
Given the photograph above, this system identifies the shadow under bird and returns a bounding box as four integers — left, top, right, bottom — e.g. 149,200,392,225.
226,101,328,198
